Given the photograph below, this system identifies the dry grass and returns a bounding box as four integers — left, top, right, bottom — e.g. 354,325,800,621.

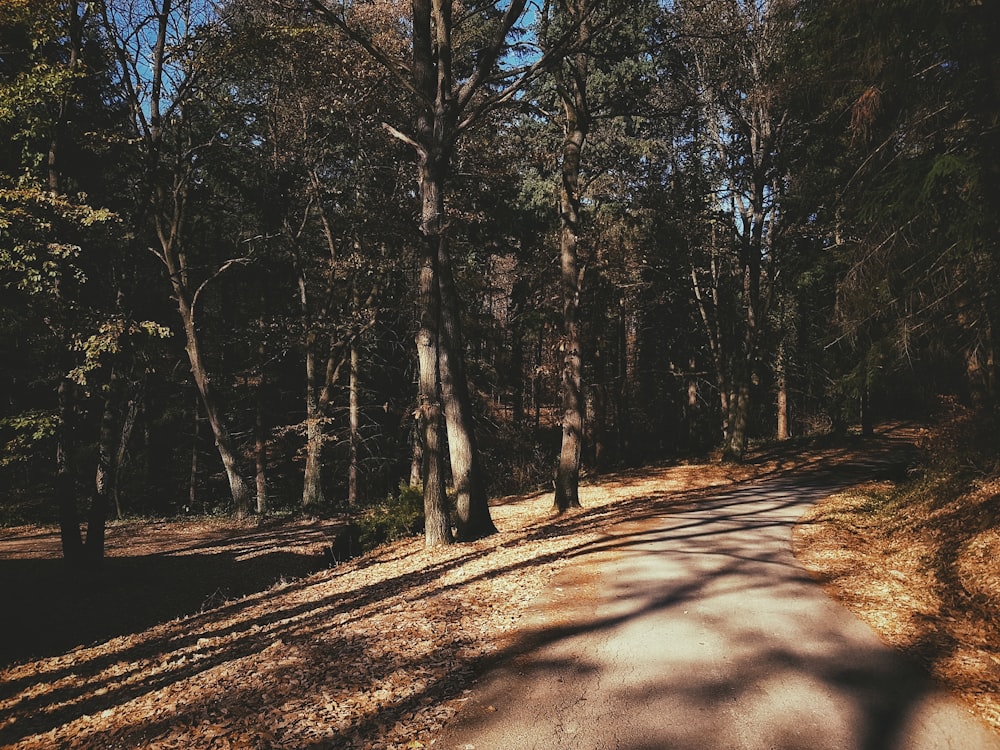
794,429,1000,732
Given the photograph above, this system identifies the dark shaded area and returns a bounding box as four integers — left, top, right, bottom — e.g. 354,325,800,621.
1,541,332,668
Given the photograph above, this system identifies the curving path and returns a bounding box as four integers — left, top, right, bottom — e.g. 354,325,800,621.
434,462,1000,750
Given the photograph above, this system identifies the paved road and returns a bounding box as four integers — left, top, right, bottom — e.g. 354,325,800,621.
434,465,1000,750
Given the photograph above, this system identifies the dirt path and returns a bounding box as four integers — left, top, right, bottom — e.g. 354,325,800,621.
433,464,1000,750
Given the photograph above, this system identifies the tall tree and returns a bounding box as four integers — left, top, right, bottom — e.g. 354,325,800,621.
676,0,791,460
539,0,659,508
310,0,568,543
100,0,255,515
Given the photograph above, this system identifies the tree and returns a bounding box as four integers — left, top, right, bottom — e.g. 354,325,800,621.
0,0,169,561
309,0,569,543
673,0,792,460
100,0,256,516
784,0,1000,427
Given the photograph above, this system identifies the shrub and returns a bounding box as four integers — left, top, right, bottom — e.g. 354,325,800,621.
355,482,425,550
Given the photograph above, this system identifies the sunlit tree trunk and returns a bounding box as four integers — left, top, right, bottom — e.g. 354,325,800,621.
416,154,452,546
776,363,790,441
348,333,360,506
175,289,252,518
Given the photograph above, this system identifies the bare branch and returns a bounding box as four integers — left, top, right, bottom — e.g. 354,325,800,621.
190,257,252,324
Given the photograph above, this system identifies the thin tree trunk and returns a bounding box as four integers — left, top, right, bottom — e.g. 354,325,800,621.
301,339,326,508
255,348,268,515
295,231,327,508
723,378,751,462
113,378,142,519
861,386,874,437
190,399,199,512
687,357,700,447
776,344,790,441
175,293,251,518
509,279,528,425
348,334,360,507
255,405,267,514
410,419,423,488
56,378,83,561
85,368,121,563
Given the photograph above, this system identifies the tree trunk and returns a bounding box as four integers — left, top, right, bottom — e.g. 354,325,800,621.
113,378,142,519
508,279,528,425
409,420,423,488
776,342,790,441
861,386,874,437
302,340,326,508
56,378,83,561
348,334,360,506
255,368,268,515
176,293,252,517
554,84,588,513
777,373,789,441
416,157,452,547
686,357,700,448
589,345,609,472
85,370,120,564
189,399,199,512
723,378,750,462
437,236,497,540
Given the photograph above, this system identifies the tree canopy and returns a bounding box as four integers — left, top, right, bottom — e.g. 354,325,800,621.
1,0,996,552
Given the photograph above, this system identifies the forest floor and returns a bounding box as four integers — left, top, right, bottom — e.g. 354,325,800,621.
0,423,997,748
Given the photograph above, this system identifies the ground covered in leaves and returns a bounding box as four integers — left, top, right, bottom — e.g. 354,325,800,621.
794,424,1000,734
2,426,997,748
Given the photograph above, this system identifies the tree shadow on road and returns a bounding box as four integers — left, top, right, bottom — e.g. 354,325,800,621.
4,426,984,749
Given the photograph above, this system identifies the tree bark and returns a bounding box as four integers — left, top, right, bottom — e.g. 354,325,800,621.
189,399,199,512
301,335,326,508
348,333,360,507
437,237,497,540
416,155,452,546
860,386,874,437
85,369,121,563
553,34,589,512
723,379,751,462
113,378,142,519
255,352,268,515
776,342,790,441
176,290,252,517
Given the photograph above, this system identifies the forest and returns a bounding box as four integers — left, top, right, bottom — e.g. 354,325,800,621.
2,0,998,558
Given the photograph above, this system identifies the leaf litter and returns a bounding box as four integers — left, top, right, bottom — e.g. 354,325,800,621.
2,426,997,748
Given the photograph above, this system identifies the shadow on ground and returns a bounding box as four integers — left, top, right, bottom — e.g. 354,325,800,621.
5,427,982,750
0,520,340,667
